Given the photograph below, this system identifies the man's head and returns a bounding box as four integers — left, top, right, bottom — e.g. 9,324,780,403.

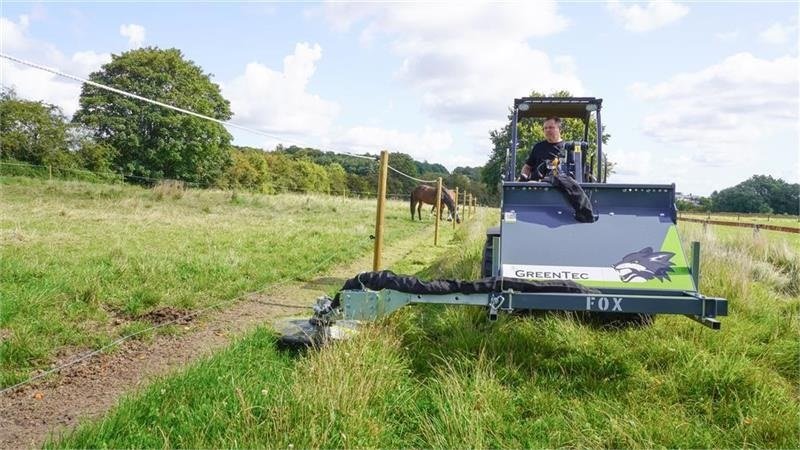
543,117,562,143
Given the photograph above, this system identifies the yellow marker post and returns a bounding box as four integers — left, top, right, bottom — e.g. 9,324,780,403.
372,150,389,271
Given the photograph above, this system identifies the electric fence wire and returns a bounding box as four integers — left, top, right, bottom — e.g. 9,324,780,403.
0,52,378,164
387,164,437,184
0,249,345,396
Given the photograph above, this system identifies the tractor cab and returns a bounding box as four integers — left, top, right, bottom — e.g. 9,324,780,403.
506,97,603,183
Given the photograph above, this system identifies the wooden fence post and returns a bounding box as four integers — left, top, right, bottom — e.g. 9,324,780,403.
434,177,443,246
453,187,459,229
372,150,389,271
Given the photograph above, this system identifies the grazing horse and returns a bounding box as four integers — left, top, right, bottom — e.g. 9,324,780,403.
410,185,461,223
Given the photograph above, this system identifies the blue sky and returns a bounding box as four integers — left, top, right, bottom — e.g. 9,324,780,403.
1,1,797,195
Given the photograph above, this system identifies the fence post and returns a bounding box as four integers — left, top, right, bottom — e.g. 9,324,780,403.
461,192,467,220
372,150,389,271
453,187,459,229
434,177,443,246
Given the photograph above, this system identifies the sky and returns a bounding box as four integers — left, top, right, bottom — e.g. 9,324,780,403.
1,1,798,196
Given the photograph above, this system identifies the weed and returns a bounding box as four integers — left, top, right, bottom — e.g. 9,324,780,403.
151,180,185,201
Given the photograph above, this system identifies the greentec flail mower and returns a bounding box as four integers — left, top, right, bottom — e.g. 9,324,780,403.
279,97,727,348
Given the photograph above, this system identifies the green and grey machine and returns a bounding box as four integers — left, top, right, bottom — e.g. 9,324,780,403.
291,97,727,347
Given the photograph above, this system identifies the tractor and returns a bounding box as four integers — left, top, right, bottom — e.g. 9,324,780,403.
281,97,728,347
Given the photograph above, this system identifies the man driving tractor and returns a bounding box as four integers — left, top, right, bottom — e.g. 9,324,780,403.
520,116,564,181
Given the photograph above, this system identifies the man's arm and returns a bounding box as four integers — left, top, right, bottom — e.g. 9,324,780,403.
520,163,533,180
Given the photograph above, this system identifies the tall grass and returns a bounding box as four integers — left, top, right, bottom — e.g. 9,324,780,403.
51,212,799,448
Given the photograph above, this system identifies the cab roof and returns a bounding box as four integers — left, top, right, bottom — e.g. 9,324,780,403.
514,97,602,122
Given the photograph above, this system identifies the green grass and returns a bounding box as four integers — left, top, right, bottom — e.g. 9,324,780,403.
0,176,451,388
50,209,799,448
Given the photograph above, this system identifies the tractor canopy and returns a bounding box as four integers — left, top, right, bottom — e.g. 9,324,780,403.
514,97,602,123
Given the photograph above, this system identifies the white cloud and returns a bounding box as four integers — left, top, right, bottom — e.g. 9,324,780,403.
627,53,799,191
606,0,689,32
323,2,582,127
759,22,794,45
119,24,145,49
221,43,340,138
629,53,798,147
0,14,110,116
1,15,31,50
607,148,653,180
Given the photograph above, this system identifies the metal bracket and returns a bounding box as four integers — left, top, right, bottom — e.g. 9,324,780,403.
488,294,504,321
309,295,338,327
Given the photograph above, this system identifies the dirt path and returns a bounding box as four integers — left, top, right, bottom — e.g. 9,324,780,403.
0,228,444,449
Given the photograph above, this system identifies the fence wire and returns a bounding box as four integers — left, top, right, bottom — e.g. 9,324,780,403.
0,52,379,166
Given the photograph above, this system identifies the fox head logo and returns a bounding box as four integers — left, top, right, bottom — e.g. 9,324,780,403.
613,247,675,283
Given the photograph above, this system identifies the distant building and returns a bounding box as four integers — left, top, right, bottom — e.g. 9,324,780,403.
676,192,703,206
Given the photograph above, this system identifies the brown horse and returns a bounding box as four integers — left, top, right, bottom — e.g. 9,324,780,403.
410,185,460,223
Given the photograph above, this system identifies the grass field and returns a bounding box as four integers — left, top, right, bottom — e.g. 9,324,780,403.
47,202,799,448
0,176,453,388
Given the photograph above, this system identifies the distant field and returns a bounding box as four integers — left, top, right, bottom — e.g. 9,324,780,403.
0,176,447,388
51,209,799,448
680,212,799,230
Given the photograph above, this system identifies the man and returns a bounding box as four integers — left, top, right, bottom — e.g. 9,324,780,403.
520,117,564,181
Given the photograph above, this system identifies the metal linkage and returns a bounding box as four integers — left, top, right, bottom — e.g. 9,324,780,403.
338,288,728,329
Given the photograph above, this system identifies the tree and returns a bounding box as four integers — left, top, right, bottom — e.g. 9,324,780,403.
711,185,772,214
73,47,232,185
711,175,799,214
480,91,610,200
387,152,424,196
0,88,74,167
326,163,348,195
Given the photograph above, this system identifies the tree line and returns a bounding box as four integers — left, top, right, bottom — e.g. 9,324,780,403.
675,176,799,215
709,176,798,215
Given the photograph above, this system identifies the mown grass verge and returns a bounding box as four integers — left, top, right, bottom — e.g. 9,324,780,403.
0,176,449,387
50,210,798,448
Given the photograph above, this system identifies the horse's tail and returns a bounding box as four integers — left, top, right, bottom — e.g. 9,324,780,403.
409,192,416,220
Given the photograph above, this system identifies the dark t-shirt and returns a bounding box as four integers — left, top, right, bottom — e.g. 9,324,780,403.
524,140,564,180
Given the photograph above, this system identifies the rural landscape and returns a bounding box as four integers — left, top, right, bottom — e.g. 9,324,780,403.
1,2,799,449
